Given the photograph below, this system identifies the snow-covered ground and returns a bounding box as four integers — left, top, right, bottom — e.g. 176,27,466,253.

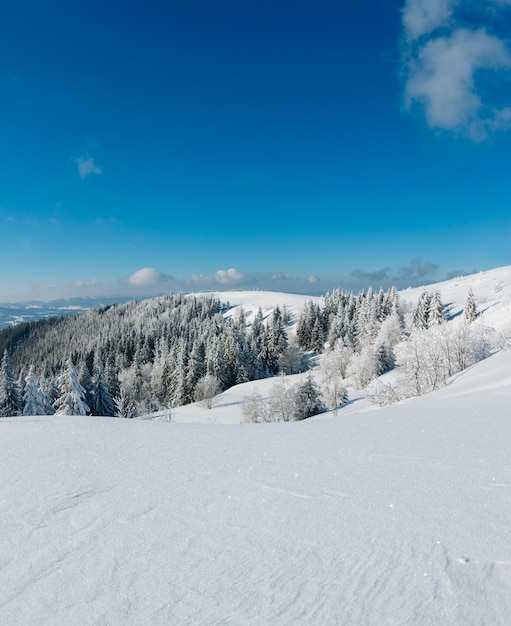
400,265,511,331
216,290,323,326
2,349,511,624
2,266,511,623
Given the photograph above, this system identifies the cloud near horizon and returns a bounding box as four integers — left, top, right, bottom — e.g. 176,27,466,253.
126,267,174,287
115,261,461,296
189,268,256,289
72,277,101,289
351,258,441,288
402,0,511,139
1,261,480,303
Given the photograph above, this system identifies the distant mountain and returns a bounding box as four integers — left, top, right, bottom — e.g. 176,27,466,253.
0,296,136,329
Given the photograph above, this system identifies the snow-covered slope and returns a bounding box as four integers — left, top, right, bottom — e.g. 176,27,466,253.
215,265,511,333
400,265,511,330
2,350,511,625
216,289,322,326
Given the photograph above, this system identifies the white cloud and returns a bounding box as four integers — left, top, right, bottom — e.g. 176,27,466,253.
76,155,102,179
191,268,253,288
127,268,172,287
402,0,457,40
72,277,100,289
406,28,511,135
214,268,247,285
402,2,511,139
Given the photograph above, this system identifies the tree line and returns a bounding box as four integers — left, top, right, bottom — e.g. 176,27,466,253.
1,285,500,419
0,294,300,417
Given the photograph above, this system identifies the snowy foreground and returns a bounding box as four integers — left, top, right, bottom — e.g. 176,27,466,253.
2,351,511,625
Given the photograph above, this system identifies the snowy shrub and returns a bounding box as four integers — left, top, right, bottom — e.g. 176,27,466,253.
366,381,402,407
321,380,349,415
194,374,221,409
395,330,447,396
347,346,378,390
495,325,511,351
268,375,297,422
241,389,270,423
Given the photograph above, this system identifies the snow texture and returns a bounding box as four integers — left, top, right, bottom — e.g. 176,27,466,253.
1,349,511,624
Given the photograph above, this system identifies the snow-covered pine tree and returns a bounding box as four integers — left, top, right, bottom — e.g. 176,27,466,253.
428,289,445,326
251,307,265,354
38,375,56,415
105,358,121,401
23,366,46,416
0,349,22,417
91,352,116,416
293,374,326,420
78,362,94,414
296,301,321,351
53,358,90,416
186,340,206,396
463,288,477,324
309,317,325,354
354,287,378,347
374,341,395,375
412,291,430,330
172,344,191,407
261,306,288,374
17,367,26,401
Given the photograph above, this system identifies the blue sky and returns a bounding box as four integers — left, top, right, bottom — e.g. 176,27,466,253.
1,0,511,301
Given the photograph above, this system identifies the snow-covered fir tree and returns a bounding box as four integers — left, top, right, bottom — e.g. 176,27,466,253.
464,288,477,324
293,374,326,420
53,358,90,416
91,352,116,417
412,291,430,330
0,350,22,417
428,290,446,326
22,366,46,416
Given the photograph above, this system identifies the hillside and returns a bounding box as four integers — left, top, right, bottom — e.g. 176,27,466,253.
1,349,510,624
1,264,510,421
400,265,511,330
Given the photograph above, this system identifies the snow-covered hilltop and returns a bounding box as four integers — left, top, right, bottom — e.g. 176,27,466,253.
400,265,511,331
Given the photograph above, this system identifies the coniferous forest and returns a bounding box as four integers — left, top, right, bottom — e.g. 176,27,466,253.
0,285,497,419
